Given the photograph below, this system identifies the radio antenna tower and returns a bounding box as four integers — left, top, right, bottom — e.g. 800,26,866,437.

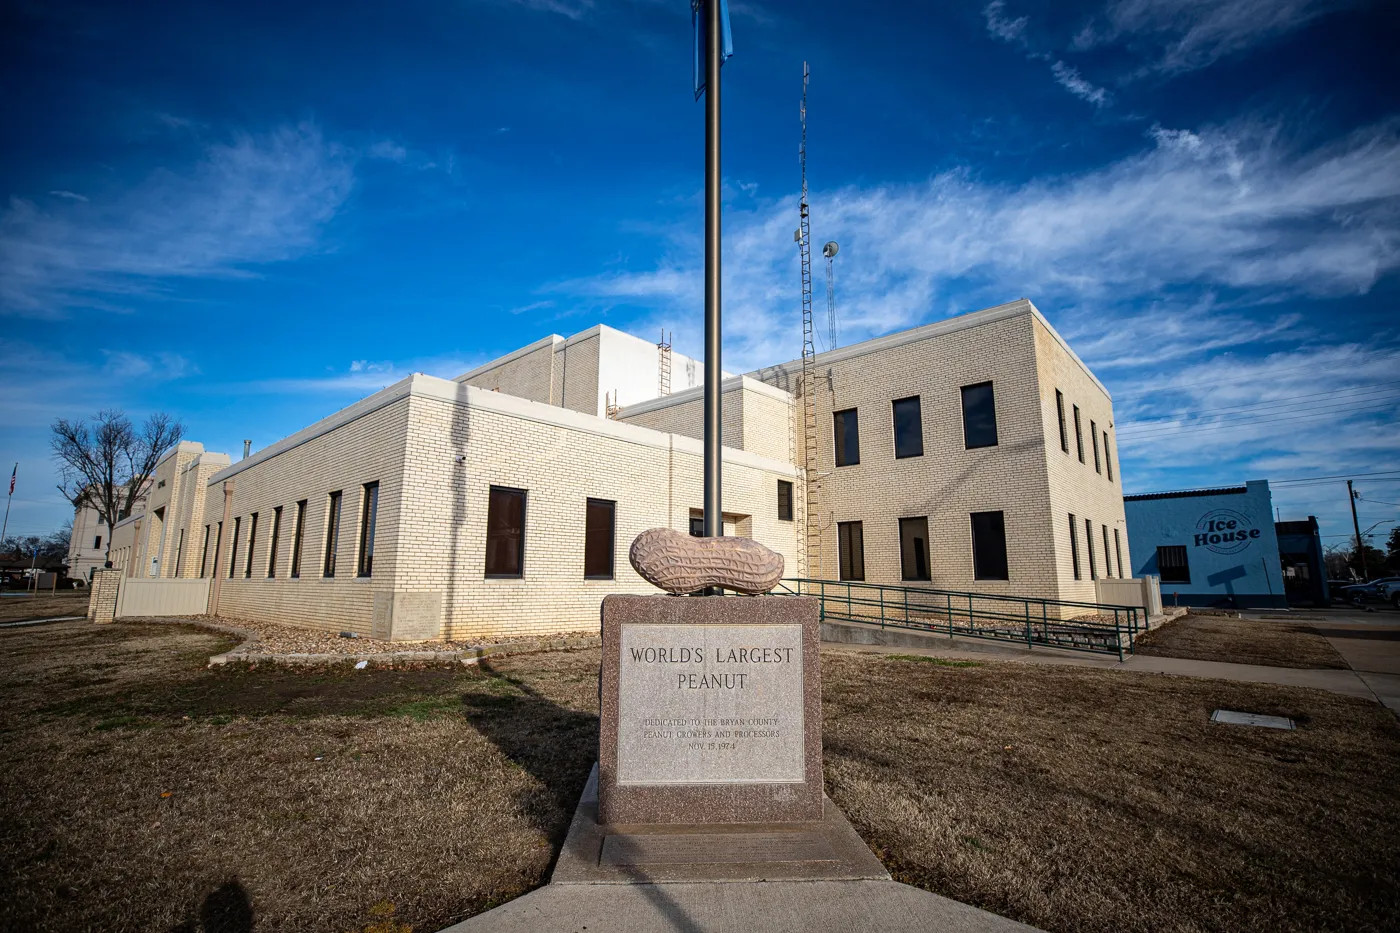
795,61,821,579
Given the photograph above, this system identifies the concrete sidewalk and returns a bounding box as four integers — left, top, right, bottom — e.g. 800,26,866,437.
820,619,1400,709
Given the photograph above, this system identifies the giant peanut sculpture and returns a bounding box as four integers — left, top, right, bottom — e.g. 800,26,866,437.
628,528,785,595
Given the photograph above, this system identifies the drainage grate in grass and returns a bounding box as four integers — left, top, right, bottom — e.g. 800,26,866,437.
1211,709,1295,730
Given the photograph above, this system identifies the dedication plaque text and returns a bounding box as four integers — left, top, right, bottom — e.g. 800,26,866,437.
617,622,804,785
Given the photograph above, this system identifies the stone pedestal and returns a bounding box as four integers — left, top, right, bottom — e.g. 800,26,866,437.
598,594,822,825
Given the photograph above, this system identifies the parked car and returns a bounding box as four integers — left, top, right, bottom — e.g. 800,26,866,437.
1338,577,1400,605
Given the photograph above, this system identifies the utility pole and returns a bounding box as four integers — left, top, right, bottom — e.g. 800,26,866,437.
1348,479,1368,581
1,462,14,545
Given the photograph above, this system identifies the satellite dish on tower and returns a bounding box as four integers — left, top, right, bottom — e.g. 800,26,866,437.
822,241,839,258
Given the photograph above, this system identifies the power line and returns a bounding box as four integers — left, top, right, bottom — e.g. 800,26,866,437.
1120,394,1400,435
1272,470,1400,485
1119,381,1400,424
1118,398,1400,440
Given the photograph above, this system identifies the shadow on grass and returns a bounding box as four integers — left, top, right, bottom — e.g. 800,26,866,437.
458,658,598,842
169,880,253,933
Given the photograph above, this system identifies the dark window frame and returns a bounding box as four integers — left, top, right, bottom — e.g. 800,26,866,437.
1157,545,1190,583
267,506,282,578
584,497,616,580
971,511,1009,581
1073,405,1084,463
228,517,241,579
1102,525,1112,578
244,512,258,578
833,408,860,467
210,522,222,579
1114,528,1123,578
892,396,924,459
1055,390,1069,452
899,516,931,582
689,516,704,537
357,482,378,578
323,491,342,578
1104,432,1114,482
837,520,865,581
485,485,527,579
960,382,999,450
1085,518,1097,580
93,534,102,549
1069,513,1081,581
1091,420,1101,473
290,500,306,579
199,525,211,578
777,480,793,522
174,528,185,577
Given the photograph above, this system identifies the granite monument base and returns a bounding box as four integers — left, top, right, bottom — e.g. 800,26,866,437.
599,594,822,825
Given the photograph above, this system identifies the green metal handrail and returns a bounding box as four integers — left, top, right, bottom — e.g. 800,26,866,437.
775,577,1144,660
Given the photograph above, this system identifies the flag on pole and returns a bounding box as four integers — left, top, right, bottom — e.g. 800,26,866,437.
692,0,733,100
7,463,14,495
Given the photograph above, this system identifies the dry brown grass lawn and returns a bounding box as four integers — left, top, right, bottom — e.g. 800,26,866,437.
0,619,598,933
0,588,89,622
824,650,1400,933
3,621,1397,933
1135,614,1348,669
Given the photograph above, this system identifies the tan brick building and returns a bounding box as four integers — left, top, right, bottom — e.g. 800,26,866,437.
100,298,1127,638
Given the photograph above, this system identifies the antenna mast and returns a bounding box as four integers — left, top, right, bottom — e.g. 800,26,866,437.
796,62,821,580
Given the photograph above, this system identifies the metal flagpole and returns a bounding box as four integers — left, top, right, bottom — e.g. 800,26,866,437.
702,0,722,543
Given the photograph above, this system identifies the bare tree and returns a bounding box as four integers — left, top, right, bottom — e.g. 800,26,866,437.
51,410,183,568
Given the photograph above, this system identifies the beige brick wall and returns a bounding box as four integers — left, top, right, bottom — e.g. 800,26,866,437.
748,299,1122,613
617,377,794,463
198,389,414,634
1032,316,1131,603
457,335,560,405
398,380,799,639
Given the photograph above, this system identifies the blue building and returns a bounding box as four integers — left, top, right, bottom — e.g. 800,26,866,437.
1124,480,1287,610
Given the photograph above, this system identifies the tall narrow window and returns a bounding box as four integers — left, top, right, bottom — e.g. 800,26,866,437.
93,535,102,549
486,486,526,577
971,511,1008,580
1103,526,1113,578
1085,518,1096,579
199,525,211,578
1157,545,1189,583
211,523,222,578
837,521,865,581
833,408,860,467
1091,421,1101,473
584,497,616,579
323,492,342,578
1114,528,1124,578
244,512,258,578
777,480,793,521
357,483,378,577
899,516,931,582
1073,406,1084,462
290,500,306,578
1055,390,1068,452
961,382,998,449
267,506,282,578
1104,432,1114,482
1069,513,1081,581
174,529,185,577
892,396,924,459
228,517,241,579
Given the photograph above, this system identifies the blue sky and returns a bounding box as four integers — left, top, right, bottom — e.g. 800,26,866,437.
2,0,1398,553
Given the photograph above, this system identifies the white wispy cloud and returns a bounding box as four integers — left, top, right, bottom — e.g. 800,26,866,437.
504,0,596,20
1050,61,1112,107
554,118,1400,373
1078,0,1352,74
983,0,1029,43
0,122,355,318
47,190,88,202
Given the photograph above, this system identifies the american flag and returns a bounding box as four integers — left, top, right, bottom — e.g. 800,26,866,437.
7,463,13,496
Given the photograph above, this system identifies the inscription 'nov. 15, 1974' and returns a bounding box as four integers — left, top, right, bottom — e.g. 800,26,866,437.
617,623,804,786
